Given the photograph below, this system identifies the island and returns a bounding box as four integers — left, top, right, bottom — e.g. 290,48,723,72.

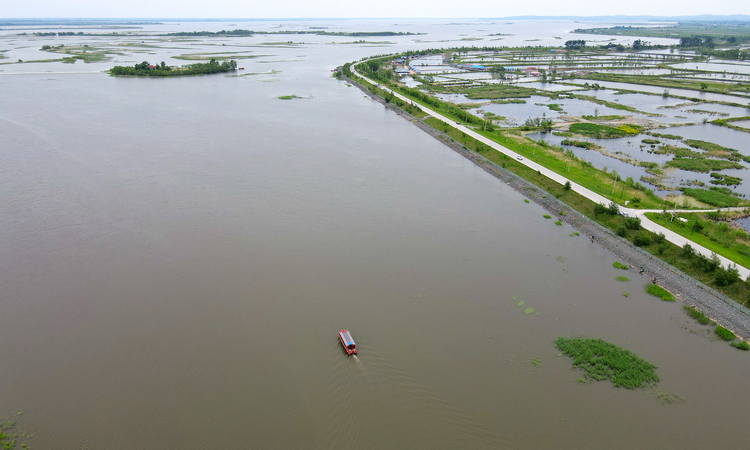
109,59,237,77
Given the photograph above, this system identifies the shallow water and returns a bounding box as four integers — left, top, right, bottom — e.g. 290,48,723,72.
1,19,749,450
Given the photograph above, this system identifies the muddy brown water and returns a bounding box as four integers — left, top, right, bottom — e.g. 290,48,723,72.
1,20,749,449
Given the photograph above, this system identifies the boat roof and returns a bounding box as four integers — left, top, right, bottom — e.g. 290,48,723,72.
340,331,355,346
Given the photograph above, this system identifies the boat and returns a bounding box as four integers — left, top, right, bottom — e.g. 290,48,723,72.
339,330,357,355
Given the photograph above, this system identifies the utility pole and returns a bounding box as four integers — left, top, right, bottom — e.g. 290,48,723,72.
612,177,618,195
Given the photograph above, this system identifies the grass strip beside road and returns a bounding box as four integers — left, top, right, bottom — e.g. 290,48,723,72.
644,212,750,269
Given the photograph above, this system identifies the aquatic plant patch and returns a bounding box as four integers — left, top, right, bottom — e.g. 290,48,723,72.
554,337,659,389
715,326,736,341
646,284,675,302
613,261,629,270
683,305,712,325
569,123,629,139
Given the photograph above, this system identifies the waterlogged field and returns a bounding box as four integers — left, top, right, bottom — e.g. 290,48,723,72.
394,45,750,202
1,19,750,450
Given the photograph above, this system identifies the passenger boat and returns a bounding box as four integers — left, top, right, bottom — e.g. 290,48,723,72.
339,330,357,355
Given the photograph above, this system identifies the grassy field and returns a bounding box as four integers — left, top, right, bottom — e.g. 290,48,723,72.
681,188,746,207
569,123,633,139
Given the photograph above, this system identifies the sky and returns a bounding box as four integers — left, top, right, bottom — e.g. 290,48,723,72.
3,0,749,19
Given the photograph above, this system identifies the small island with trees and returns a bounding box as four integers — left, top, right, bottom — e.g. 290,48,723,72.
109,59,237,77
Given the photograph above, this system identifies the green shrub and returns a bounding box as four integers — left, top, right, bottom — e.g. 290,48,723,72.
622,292,629,297
543,214,552,219
555,220,563,226
633,232,652,247
613,261,629,270
715,326,736,341
625,217,641,230
616,225,627,237
646,284,675,302
524,199,530,203
731,341,749,350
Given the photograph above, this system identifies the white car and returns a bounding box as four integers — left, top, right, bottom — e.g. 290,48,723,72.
516,155,523,161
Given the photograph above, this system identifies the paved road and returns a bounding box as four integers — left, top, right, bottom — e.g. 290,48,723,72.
351,62,750,278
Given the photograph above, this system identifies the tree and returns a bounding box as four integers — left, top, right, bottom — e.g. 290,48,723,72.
633,232,652,247
593,203,608,216
625,217,641,230
700,82,708,90
564,40,586,50
564,181,571,191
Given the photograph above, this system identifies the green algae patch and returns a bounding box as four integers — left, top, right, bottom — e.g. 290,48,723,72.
517,300,525,306
524,307,535,314
554,337,659,389
616,276,630,282
277,95,304,100
613,261,629,270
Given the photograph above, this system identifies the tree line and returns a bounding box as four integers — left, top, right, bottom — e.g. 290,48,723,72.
110,59,237,77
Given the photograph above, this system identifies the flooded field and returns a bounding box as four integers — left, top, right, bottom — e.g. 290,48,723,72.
1,19,750,450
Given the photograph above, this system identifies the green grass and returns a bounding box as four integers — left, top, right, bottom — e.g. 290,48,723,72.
684,139,740,156
569,123,630,139
645,212,750,273
524,199,530,203
622,292,629,297
561,139,599,150
277,95,303,100
613,261,629,270
570,94,656,116
665,158,744,173
683,305,712,325
579,72,750,97
616,276,630,282
712,117,750,134
554,337,659,389
555,220,563,226
648,132,683,140
646,284,675,302
543,214,552,219
731,340,749,350
715,326,736,341
682,188,746,206
582,114,625,121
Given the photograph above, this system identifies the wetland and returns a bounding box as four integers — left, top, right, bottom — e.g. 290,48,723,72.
1,18,750,450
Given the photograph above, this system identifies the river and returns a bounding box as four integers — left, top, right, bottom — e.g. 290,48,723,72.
0,19,748,449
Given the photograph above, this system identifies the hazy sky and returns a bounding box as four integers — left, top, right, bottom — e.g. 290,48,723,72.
4,0,749,19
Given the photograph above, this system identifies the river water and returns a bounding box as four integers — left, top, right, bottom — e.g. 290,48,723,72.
1,19,749,449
